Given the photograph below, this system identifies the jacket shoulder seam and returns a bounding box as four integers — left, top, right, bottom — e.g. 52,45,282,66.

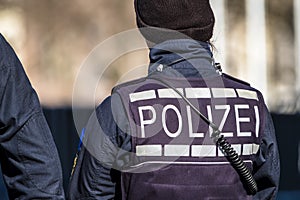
111,76,148,94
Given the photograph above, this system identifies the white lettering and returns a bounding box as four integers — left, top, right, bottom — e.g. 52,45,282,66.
187,106,204,138
207,105,233,137
162,105,182,138
254,106,260,137
138,106,156,138
138,102,260,139
207,105,213,136
235,104,252,137
215,105,233,137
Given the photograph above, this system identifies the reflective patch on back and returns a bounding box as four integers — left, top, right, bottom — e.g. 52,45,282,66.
236,89,258,101
164,145,190,157
242,143,260,155
185,88,211,98
158,88,184,98
136,145,162,156
129,90,156,102
211,88,237,98
191,145,216,157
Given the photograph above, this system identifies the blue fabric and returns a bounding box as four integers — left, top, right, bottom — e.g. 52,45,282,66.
0,34,65,199
67,39,280,199
148,39,217,78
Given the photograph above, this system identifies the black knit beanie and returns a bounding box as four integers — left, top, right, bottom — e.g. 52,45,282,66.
134,0,215,44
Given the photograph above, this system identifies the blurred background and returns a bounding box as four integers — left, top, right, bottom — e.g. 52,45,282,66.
0,0,299,199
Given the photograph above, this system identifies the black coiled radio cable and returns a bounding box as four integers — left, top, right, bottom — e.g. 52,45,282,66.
149,74,258,195
213,130,258,195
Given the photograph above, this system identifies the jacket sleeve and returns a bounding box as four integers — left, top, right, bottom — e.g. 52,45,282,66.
67,94,131,200
253,106,280,200
0,34,65,199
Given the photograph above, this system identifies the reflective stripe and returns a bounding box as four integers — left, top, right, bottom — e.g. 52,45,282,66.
136,144,259,157
253,144,260,154
136,145,162,156
129,90,156,102
129,160,253,168
211,88,237,98
218,144,241,157
232,144,242,155
129,88,259,102
185,88,211,98
243,143,260,155
191,145,216,157
158,88,183,98
243,144,253,155
236,89,258,101
164,145,190,157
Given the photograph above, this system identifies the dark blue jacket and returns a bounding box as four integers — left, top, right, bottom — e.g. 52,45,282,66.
68,39,280,200
0,34,65,199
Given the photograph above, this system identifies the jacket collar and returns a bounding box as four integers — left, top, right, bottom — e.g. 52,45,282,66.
148,39,219,78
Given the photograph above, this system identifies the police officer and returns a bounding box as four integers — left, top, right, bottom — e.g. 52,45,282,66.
68,0,280,199
0,34,65,199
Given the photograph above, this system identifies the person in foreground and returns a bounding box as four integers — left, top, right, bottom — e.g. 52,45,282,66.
0,34,65,199
68,0,280,199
